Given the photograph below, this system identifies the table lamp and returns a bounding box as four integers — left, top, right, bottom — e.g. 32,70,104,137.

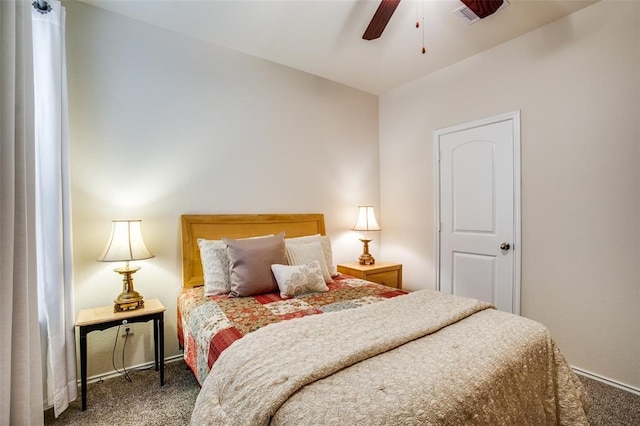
97,220,154,312
352,206,381,265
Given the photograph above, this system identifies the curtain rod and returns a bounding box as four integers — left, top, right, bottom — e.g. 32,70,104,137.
32,0,52,14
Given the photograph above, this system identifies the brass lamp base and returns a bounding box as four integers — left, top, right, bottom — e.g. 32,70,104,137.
358,238,376,265
113,266,145,313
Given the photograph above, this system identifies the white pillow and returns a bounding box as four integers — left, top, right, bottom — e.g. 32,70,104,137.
285,240,332,283
271,261,328,299
197,238,230,296
285,234,337,277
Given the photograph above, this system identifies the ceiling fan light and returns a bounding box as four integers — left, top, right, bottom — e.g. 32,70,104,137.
460,0,505,19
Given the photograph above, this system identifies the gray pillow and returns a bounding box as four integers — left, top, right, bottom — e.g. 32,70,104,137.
223,232,287,297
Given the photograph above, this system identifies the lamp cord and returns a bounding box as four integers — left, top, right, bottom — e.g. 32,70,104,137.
112,325,132,382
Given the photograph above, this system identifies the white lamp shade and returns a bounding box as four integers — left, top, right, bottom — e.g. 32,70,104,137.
98,220,154,262
352,206,381,232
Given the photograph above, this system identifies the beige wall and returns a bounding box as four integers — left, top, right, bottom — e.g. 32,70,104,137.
67,0,639,389
65,1,379,378
379,1,639,389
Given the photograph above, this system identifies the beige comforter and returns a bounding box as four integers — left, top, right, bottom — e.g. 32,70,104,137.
191,290,590,425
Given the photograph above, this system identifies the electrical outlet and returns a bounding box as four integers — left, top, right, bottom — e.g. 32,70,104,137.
121,327,134,337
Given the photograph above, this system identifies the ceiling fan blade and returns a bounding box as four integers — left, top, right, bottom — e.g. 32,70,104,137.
362,0,401,41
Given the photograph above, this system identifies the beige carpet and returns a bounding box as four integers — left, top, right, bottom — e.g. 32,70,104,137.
45,360,640,425
579,375,640,426
45,360,199,426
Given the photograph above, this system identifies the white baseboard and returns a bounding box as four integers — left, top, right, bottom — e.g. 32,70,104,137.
573,366,640,396
84,354,184,385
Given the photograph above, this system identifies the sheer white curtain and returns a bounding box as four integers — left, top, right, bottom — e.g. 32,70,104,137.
0,1,44,425
32,0,77,417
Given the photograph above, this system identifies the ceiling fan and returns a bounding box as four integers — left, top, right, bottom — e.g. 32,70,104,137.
362,0,505,40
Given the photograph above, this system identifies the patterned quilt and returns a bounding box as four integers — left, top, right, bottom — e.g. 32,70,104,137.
177,275,406,384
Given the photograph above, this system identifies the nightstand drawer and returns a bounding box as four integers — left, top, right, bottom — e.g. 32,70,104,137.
337,261,402,289
366,270,400,288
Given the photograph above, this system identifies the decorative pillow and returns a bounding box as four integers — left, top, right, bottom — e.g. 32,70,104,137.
285,234,337,277
197,238,230,296
198,234,274,296
271,261,328,299
223,232,287,297
285,240,332,283
320,236,338,277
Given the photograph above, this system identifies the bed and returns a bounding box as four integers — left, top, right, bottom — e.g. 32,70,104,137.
178,214,590,425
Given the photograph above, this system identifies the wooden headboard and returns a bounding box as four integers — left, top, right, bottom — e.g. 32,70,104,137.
180,214,326,289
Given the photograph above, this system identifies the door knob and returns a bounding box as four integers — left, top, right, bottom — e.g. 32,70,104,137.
500,243,511,250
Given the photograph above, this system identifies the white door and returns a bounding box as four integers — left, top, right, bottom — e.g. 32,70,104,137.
434,112,520,314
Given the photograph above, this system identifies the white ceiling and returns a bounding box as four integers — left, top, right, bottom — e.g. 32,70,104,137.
79,0,597,95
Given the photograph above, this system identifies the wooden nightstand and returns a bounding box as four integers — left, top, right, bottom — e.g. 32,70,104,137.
337,261,403,289
76,298,166,411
